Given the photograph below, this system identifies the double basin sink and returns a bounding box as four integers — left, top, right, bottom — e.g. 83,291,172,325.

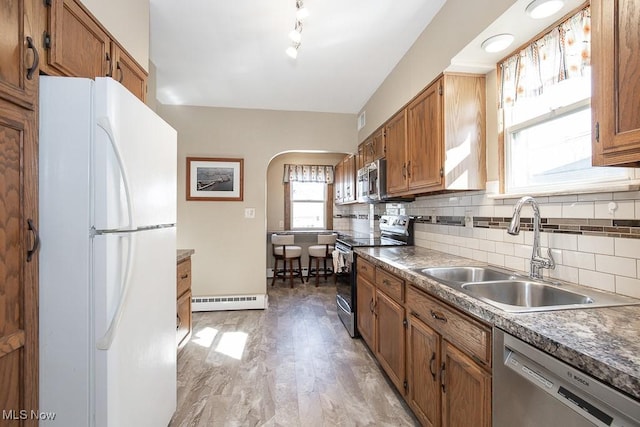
411,266,640,313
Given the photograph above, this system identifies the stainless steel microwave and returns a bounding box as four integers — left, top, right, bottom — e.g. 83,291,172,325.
356,159,386,202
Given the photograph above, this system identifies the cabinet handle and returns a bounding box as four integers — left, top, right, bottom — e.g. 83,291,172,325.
26,219,40,262
26,36,39,80
402,163,407,179
429,352,436,380
117,62,123,83
430,310,447,323
440,362,446,393
410,310,420,318
180,274,189,280
176,314,182,331
382,279,391,286
407,161,411,178
369,298,374,313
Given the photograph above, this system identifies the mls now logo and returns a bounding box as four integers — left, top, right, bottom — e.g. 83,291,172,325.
2,410,56,421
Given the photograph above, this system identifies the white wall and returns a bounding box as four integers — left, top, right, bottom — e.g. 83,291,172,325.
81,0,150,71
357,0,515,141
157,105,356,297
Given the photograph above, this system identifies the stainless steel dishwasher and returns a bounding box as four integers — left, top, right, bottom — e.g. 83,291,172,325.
493,328,640,426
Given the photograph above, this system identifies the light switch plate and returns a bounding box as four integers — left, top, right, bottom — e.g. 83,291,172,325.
244,208,255,219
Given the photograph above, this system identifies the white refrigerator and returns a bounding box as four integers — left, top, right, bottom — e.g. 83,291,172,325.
39,76,177,427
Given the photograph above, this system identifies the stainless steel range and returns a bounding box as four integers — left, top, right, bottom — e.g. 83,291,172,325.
335,215,414,337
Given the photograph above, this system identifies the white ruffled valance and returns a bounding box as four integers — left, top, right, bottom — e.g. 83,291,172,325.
283,164,334,183
499,6,590,108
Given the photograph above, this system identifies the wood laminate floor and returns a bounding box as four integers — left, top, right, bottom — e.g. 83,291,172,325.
170,279,419,427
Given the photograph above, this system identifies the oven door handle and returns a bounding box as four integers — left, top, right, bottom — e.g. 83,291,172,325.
336,295,352,314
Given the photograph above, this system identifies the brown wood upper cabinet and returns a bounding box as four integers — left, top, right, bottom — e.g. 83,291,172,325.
0,0,40,421
38,0,148,102
334,154,356,204
387,73,486,196
591,0,640,166
110,43,147,103
359,126,385,168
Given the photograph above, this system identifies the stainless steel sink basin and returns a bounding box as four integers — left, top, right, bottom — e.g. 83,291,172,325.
461,280,594,310
416,266,516,285
410,265,640,313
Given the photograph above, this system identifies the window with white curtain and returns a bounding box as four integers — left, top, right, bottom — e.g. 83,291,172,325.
290,181,326,229
500,6,634,194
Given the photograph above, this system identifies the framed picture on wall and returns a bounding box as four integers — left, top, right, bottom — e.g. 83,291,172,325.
186,157,244,201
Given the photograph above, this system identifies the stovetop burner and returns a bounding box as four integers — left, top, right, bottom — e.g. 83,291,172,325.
336,214,414,249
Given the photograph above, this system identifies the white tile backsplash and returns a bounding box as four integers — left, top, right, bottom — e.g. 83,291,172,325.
341,188,640,297
595,254,637,278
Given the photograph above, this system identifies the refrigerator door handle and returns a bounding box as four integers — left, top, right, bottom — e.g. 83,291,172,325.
96,233,136,350
96,116,136,230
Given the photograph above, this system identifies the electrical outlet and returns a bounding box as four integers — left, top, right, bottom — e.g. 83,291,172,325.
244,208,255,219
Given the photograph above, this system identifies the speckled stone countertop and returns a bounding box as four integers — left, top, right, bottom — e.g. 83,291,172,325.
177,249,195,263
355,246,640,401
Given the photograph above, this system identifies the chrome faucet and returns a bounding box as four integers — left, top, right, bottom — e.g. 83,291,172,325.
507,196,555,279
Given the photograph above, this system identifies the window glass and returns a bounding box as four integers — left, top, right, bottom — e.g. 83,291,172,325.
291,182,326,229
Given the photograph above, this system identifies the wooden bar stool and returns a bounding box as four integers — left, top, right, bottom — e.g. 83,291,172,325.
271,234,304,288
307,233,337,286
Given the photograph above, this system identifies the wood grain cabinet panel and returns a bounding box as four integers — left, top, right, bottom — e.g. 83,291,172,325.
407,314,441,427
46,0,110,79
387,73,486,196
375,290,405,393
0,1,39,422
592,0,640,165
177,257,193,349
356,275,376,350
110,43,147,103
385,109,408,194
441,341,491,427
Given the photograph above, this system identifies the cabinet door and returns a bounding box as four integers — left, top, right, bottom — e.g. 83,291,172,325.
407,78,443,191
356,277,376,350
0,99,39,427
111,43,147,103
385,109,408,194
441,341,491,427
371,127,385,161
375,290,405,393
407,315,441,427
0,0,38,109
592,0,640,165
47,0,110,78
333,160,343,203
343,155,355,202
177,290,192,348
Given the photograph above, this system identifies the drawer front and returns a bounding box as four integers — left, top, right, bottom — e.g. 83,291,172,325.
177,258,192,297
375,267,404,303
357,257,375,283
177,290,192,348
407,286,491,367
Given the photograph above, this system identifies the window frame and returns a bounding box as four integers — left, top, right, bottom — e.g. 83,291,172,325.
285,181,332,230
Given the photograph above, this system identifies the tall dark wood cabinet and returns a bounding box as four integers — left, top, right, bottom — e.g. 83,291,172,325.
0,1,40,424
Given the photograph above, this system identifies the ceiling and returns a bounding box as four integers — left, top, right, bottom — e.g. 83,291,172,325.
149,0,587,115
149,0,446,114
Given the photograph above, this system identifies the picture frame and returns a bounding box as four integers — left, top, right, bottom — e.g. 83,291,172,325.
186,157,244,201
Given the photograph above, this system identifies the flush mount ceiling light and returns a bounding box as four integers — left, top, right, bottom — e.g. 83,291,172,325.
525,0,564,19
481,33,515,53
285,0,309,59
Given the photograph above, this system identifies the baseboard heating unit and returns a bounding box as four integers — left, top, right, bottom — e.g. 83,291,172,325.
192,294,268,311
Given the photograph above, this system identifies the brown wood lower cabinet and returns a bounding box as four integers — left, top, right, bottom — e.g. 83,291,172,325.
355,257,492,427
177,257,193,349
356,258,407,394
406,285,491,427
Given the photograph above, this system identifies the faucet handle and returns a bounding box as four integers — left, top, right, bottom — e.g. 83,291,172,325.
545,248,556,270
